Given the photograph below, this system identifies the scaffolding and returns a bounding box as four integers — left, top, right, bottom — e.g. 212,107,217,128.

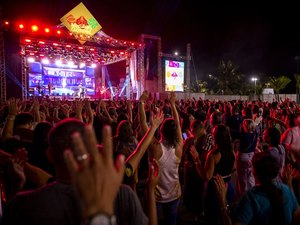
0,7,6,102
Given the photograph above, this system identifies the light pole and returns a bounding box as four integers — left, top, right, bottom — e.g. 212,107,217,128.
251,77,258,96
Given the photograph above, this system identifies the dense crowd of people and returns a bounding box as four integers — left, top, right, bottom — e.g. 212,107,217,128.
0,92,300,225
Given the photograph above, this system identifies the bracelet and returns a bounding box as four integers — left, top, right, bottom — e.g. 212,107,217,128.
220,204,230,213
83,214,117,225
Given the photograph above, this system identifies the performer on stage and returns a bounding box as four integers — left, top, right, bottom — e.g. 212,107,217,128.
78,83,85,98
37,81,41,96
48,83,52,96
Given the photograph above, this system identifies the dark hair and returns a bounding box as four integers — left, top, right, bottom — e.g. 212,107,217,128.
210,111,222,127
190,119,203,131
116,120,134,142
186,106,194,115
264,127,280,147
160,118,178,147
14,113,33,127
48,119,85,165
213,124,232,152
31,122,54,175
117,113,129,124
242,107,253,119
286,113,297,128
252,152,284,225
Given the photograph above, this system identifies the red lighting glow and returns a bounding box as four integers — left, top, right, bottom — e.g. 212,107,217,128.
57,30,61,35
106,38,110,42
110,51,115,54
66,45,72,48
139,44,142,47
78,47,84,50
90,48,95,51
38,41,45,44
69,33,73,36
53,43,58,46
25,39,31,43
19,24,24,29
44,28,50,33
31,25,39,32
4,21,9,25
120,52,125,55
131,43,135,46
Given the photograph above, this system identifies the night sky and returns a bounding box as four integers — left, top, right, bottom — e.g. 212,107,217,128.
2,1,300,84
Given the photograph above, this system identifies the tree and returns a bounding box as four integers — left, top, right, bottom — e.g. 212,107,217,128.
294,74,300,102
268,76,291,101
214,60,244,95
190,80,208,93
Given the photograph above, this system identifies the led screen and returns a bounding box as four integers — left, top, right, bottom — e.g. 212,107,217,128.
165,60,184,92
28,62,95,97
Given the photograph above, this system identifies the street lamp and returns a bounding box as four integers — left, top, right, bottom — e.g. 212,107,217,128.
251,77,258,95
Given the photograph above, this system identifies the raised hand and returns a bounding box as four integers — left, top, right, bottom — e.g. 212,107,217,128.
169,92,176,105
147,159,160,191
150,110,164,128
9,148,28,194
214,174,227,207
64,125,125,218
139,91,149,103
7,98,21,116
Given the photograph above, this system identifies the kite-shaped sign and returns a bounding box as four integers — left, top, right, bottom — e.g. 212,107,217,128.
60,2,102,44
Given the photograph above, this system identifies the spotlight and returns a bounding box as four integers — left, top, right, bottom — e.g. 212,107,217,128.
91,63,97,68
55,60,62,66
45,28,50,33
19,24,24,29
68,61,74,66
27,57,35,63
42,58,49,64
31,25,39,32
79,62,86,68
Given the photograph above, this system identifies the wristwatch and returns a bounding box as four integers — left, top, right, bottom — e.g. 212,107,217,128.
84,214,117,225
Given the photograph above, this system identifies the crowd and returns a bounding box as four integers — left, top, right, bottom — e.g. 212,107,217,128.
0,92,299,225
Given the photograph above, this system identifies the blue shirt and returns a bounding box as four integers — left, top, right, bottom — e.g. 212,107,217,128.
234,183,298,225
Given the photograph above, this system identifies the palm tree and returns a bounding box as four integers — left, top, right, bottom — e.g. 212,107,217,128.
268,76,291,101
214,60,244,94
294,74,300,102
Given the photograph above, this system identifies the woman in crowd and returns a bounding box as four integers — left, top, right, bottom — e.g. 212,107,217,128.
191,124,235,225
235,119,258,198
145,93,183,225
182,119,211,217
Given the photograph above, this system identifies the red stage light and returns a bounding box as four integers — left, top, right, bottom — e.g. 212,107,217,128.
25,39,31,43
39,54,45,57
78,47,84,50
131,43,135,46
57,30,61,35
29,53,35,56
69,32,73,36
90,48,95,51
19,24,24,29
110,51,115,54
66,45,71,48
44,28,50,33
31,25,39,32
53,43,58,46
38,41,45,44
4,21,9,25
139,44,142,47
123,41,127,44
106,38,110,42
120,52,124,55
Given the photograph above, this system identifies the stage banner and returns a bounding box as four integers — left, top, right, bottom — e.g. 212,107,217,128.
60,2,102,44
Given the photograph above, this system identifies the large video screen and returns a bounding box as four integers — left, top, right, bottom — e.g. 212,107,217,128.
28,62,95,97
165,60,184,92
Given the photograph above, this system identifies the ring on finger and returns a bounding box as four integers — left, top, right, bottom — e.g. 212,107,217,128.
76,153,89,161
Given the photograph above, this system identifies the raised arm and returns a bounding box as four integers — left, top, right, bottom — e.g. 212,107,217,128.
139,91,149,134
127,100,133,124
2,98,20,141
169,93,183,146
126,111,163,175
